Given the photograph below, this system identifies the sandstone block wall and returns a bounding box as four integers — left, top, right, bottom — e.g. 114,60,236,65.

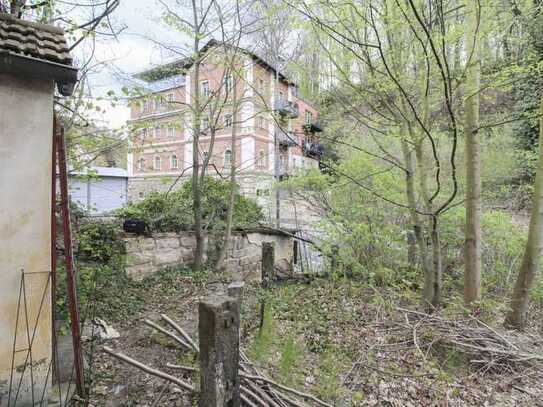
124,230,294,281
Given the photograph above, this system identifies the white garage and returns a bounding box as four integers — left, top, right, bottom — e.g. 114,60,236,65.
69,167,128,215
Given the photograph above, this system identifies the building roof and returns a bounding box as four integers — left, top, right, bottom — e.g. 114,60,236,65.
135,39,295,86
0,13,77,95
70,166,128,178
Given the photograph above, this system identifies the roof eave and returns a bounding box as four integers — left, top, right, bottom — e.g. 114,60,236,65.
0,50,78,96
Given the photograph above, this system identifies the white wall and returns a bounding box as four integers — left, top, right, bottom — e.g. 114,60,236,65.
69,176,128,214
241,136,256,171
0,74,54,405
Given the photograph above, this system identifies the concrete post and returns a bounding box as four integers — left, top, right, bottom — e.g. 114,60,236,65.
227,281,245,304
199,296,240,407
261,242,275,288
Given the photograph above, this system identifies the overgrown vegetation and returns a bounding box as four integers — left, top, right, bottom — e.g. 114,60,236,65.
116,177,263,233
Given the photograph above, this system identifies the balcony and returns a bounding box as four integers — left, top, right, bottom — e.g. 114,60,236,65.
303,121,323,133
275,100,299,119
277,131,297,148
303,141,325,159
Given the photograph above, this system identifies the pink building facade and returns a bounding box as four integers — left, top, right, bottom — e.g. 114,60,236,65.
127,42,323,217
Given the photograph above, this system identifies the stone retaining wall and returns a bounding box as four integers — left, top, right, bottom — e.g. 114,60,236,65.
124,230,294,281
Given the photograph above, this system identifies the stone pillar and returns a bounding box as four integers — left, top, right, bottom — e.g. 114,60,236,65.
198,296,240,407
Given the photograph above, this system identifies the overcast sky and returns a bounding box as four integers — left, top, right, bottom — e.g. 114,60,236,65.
79,0,188,128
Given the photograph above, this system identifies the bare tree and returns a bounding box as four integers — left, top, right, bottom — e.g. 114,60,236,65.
505,97,543,329
463,0,483,308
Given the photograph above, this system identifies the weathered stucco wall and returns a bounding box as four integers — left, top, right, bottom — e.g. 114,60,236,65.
0,74,54,405
124,230,294,281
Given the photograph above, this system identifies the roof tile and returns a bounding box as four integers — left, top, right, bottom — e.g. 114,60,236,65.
0,13,72,66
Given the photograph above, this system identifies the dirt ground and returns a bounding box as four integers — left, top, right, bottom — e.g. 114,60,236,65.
84,269,543,406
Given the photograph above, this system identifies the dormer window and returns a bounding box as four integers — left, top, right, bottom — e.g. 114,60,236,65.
225,114,233,128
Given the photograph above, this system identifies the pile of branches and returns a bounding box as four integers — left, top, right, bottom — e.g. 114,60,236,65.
104,314,331,407
387,308,543,375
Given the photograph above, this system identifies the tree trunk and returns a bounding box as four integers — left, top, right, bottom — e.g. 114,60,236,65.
10,0,25,16
215,79,239,272
430,215,443,308
414,139,439,308
505,98,543,329
191,6,204,270
401,137,430,276
464,1,482,308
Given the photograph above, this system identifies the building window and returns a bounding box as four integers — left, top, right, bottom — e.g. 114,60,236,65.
143,99,149,112
257,78,264,94
138,191,144,199
224,75,234,93
224,149,232,168
168,93,174,103
201,81,210,97
154,155,161,170
258,149,265,167
225,114,233,128
256,116,264,129
278,91,284,103
155,126,161,138
169,127,175,138
138,158,145,171
142,128,148,139
305,110,313,125
171,154,178,169
202,116,210,130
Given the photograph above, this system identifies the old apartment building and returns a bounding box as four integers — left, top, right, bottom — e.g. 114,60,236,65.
127,41,323,217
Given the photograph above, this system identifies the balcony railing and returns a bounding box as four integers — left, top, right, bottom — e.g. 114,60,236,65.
275,100,299,119
303,121,323,133
277,131,297,148
303,141,325,159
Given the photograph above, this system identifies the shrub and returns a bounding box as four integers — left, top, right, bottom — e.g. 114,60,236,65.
117,177,263,232
77,221,123,262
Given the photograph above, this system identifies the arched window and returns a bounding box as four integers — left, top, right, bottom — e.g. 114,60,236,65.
171,154,178,169
258,149,265,167
138,158,145,171
224,149,232,168
154,155,161,170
